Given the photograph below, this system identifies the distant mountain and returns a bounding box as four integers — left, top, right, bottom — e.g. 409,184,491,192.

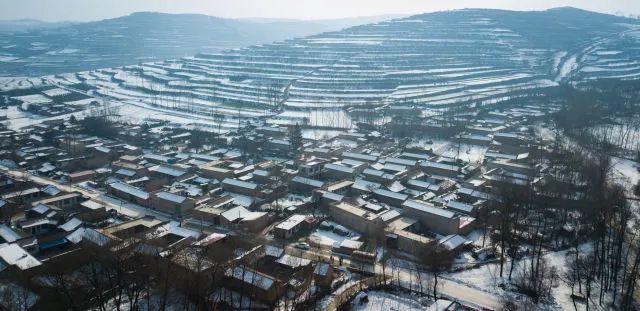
0,12,399,76
42,6,640,115
0,19,75,32
238,14,406,28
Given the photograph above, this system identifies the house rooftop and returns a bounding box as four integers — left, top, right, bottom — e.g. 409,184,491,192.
276,254,311,268
222,178,258,190
102,216,164,236
109,182,149,200
291,176,324,188
226,266,275,290
0,225,21,243
332,202,379,221
342,152,377,162
149,165,187,177
156,191,188,204
0,243,42,270
402,199,456,219
324,163,355,174
275,214,307,231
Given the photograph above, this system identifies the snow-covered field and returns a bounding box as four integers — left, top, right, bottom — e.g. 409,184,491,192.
445,243,615,311
612,156,640,190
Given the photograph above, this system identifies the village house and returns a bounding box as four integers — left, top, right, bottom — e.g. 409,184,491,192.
107,182,150,206
289,176,324,195
151,191,195,217
402,200,475,236
328,202,384,238
273,214,313,239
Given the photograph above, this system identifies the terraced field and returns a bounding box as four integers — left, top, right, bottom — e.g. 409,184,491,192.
3,7,640,129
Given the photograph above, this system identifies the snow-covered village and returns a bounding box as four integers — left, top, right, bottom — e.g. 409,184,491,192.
0,1,640,310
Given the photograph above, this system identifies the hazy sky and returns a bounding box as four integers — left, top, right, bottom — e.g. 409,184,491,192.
2,0,639,22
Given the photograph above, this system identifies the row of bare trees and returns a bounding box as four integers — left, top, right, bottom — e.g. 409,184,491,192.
488,122,640,309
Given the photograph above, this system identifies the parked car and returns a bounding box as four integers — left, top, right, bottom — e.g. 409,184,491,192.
294,242,310,250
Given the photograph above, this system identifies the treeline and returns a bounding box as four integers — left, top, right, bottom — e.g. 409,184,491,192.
491,128,639,309
555,82,640,154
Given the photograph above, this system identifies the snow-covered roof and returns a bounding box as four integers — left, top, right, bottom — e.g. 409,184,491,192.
402,200,456,219
342,152,377,162
379,209,401,223
65,227,86,244
291,176,324,188
373,188,408,201
383,163,407,172
324,163,355,174
0,225,21,243
457,187,492,200
385,157,417,167
196,232,227,247
225,266,275,290
446,201,475,214
400,152,431,161
264,245,284,258
80,200,104,210
439,234,468,250
82,228,111,246
276,254,311,268
407,179,440,192
352,178,381,192
149,221,201,240
41,185,61,196
30,203,50,215
321,191,344,202
275,214,307,231
0,243,42,270
156,191,187,204
221,206,264,223
363,168,384,177
421,161,460,172
59,217,82,232
115,168,136,177
222,178,258,190
41,88,71,97
341,158,366,167
149,165,186,177
109,182,149,200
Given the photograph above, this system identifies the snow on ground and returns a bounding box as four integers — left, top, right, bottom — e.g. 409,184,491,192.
309,222,361,248
407,138,451,153
444,243,613,311
301,129,343,140
465,229,490,247
556,55,578,81
350,290,431,311
611,156,640,188
425,298,455,311
438,143,487,163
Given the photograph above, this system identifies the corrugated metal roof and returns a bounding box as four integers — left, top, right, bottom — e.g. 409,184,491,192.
110,182,149,200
